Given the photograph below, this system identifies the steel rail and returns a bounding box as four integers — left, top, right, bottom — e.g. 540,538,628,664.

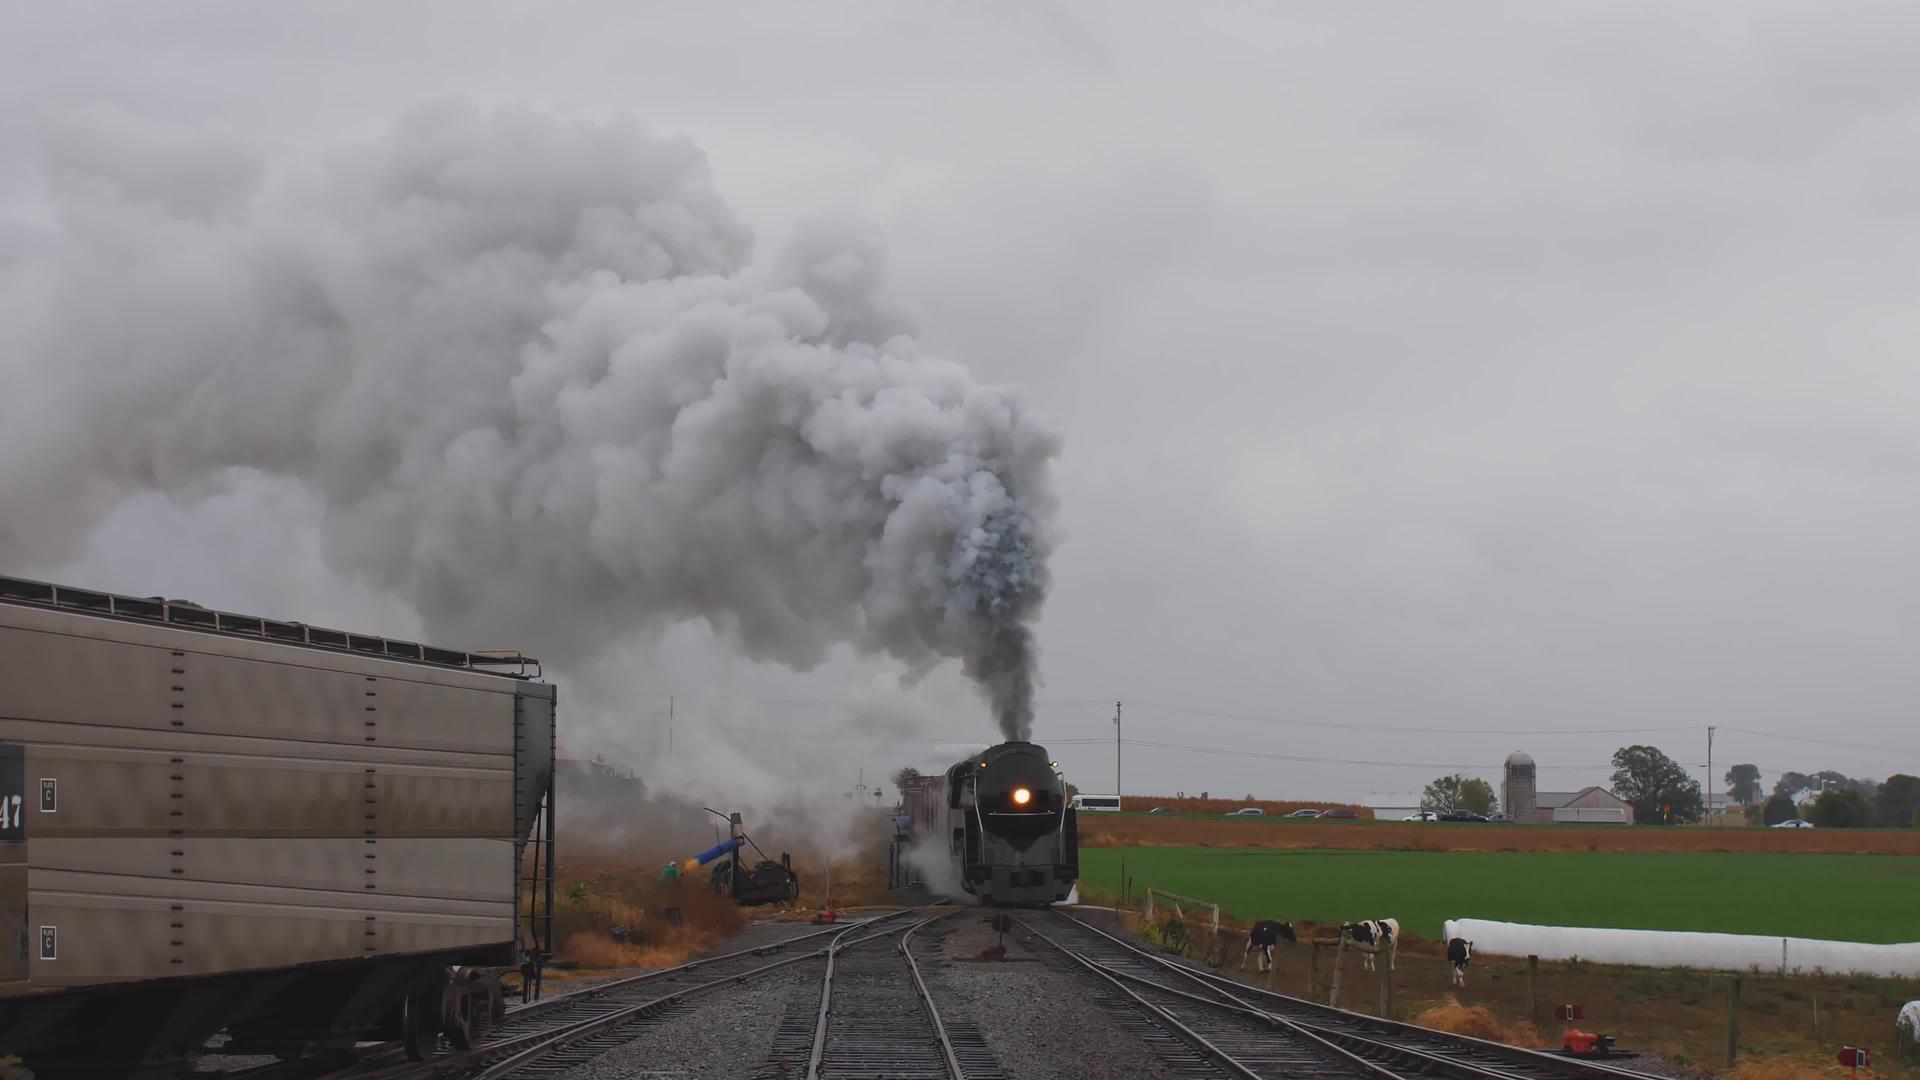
899,914,967,1080
499,910,904,1024
1049,909,1670,1080
1019,912,1409,1080
338,908,932,1080
470,912,933,1080
1088,958,1523,1080
805,909,963,1080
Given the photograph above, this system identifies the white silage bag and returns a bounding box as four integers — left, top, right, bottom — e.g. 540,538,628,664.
1441,919,1920,978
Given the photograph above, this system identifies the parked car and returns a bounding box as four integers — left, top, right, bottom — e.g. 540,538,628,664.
1772,818,1815,829
1226,807,1266,816
1438,811,1489,822
1402,811,1438,822
1320,807,1361,819
1285,808,1322,819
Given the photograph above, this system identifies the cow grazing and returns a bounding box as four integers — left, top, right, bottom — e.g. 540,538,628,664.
1242,920,1296,971
1446,937,1473,987
1344,918,1400,972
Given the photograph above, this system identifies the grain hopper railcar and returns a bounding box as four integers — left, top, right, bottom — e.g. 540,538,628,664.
0,574,557,1075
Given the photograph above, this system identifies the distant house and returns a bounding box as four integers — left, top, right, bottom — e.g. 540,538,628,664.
1529,786,1634,825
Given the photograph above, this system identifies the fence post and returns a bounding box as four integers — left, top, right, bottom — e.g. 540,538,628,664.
1329,934,1348,1008
1380,940,1394,1017
1726,976,1742,1067
1526,955,1538,1019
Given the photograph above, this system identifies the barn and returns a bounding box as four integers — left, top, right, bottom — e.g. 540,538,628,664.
1534,786,1635,824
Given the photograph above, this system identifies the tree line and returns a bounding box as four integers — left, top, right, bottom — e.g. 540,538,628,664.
1418,745,1918,828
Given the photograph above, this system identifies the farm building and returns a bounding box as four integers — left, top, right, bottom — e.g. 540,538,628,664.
1504,751,1634,823
1502,752,1537,822
1533,786,1634,824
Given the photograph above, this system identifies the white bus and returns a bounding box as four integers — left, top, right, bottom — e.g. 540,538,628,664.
1070,793,1122,812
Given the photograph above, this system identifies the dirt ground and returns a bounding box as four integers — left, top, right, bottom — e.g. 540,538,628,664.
1121,794,1375,817
1105,908,1920,1077
1080,816,1920,855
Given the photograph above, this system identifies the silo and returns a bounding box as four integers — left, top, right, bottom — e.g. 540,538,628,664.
1503,751,1537,823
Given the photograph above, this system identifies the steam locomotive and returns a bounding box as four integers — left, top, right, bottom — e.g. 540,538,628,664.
901,741,1078,905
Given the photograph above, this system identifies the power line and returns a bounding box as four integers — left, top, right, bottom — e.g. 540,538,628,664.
1716,726,1920,758
731,696,1918,761
1120,737,1611,772
1121,699,1694,738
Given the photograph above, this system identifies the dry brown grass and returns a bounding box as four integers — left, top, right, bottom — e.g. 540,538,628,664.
1729,1059,1889,1080
548,880,745,969
1079,817,1920,854
1413,998,1546,1047
537,816,904,971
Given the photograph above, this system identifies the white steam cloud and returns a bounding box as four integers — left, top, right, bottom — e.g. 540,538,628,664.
0,102,1059,741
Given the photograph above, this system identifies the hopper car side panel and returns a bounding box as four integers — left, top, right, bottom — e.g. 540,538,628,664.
0,577,555,1073
901,774,945,842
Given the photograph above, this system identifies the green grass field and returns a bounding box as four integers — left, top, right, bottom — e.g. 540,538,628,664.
1080,847,1920,943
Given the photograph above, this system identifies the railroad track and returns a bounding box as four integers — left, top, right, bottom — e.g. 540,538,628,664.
313,908,936,1080
1019,909,1675,1080
757,907,996,1080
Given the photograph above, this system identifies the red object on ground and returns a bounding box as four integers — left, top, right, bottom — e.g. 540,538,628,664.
1837,1047,1870,1071
1563,1031,1600,1054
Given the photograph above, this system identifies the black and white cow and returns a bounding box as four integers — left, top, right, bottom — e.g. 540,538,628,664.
1343,918,1400,972
1241,919,1296,971
1446,937,1473,988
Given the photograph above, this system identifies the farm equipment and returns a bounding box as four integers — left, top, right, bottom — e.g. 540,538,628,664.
713,854,801,906
678,810,801,907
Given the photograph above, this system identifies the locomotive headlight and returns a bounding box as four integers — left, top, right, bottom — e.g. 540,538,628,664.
1012,787,1032,806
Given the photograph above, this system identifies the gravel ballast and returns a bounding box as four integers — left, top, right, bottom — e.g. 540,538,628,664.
933,911,1192,1080
553,967,813,1080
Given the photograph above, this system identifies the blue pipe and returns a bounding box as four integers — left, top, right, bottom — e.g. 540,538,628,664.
691,838,743,866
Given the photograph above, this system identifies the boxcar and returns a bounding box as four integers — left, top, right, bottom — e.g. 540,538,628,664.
0,575,556,1074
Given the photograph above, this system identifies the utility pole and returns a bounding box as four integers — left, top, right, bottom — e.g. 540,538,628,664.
1114,701,1123,811
1706,725,1715,827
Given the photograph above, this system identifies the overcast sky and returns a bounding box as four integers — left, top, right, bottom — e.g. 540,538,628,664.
7,1,1920,806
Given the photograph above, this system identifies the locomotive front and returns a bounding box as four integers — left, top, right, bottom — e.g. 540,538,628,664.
948,740,1078,905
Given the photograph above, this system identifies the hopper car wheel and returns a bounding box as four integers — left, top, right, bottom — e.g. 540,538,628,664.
401,983,442,1061
444,968,479,1050
446,989,476,1050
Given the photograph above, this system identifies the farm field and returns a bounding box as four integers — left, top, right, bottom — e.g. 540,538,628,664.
1078,847,1920,942
1078,814,1920,855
